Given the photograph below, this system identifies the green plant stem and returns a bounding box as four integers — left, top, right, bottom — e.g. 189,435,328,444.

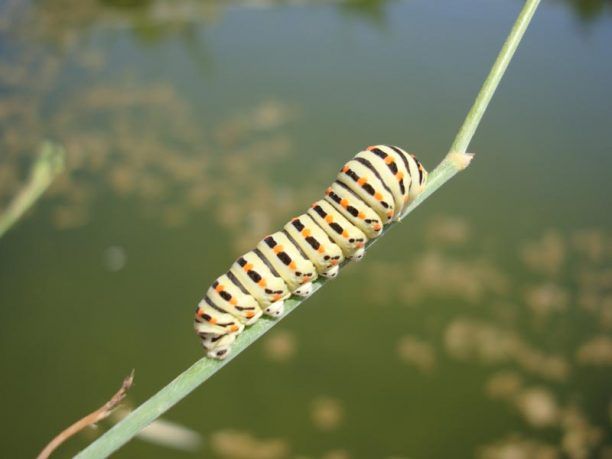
76,1,540,457
0,142,65,239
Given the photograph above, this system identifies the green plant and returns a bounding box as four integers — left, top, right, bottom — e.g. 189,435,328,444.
0,142,65,239
75,1,541,456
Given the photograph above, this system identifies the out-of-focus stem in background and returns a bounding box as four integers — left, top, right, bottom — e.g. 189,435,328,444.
0,142,65,239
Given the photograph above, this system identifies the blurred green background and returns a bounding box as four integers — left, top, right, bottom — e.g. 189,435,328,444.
0,0,611,458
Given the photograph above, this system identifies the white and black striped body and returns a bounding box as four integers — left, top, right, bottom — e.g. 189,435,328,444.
206,274,262,325
360,145,428,209
229,251,291,315
283,215,344,278
255,231,318,297
307,200,367,260
194,145,428,359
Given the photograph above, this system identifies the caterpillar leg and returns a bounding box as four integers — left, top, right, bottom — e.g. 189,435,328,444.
321,264,340,278
293,281,313,297
198,332,236,360
264,299,285,318
351,247,365,261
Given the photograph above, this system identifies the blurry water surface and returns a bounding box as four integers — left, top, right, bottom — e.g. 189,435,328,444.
0,0,611,457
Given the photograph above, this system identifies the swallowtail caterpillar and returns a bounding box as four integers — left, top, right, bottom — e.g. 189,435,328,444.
194,145,428,359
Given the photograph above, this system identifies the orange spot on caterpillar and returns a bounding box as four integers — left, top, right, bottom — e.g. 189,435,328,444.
358,212,366,220
215,284,224,293
230,298,238,306
301,229,311,237
384,156,394,165
366,146,377,151
196,308,204,318
229,325,239,332
273,245,283,254
325,215,333,223
272,294,282,302
396,171,404,180
373,224,382,231
244,263,254,271
356,241,365,248
258,279,267,288
357,177,367,186
387,211,394,219
340,198,349,208
246,311,255,319
342,230,349,238
209,317,217,325
317,246,325,254
374,192,383,201
289,261,297,270
342,165,349,173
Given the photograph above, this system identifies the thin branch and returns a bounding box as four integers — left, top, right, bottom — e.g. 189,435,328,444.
75,1,541,457
450,0,541,156
0,141,65,239
37,371,135,459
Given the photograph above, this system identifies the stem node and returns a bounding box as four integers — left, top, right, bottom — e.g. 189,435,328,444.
446,151,475,170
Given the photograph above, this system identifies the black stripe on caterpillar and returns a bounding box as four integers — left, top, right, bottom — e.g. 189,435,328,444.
194,145,428,359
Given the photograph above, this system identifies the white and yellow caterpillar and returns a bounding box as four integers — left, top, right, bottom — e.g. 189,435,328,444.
194,145,428,359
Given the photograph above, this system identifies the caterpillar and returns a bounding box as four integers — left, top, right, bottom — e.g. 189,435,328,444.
194,145,428,359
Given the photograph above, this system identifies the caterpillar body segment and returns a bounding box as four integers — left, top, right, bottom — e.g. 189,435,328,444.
364,145,416,211
206,274,263,325
307,200,367,261
194,298,245,336
325,182,383,239
283,215,344,278
229,251,290,317
364,145,428,210
194,145,429,359
337,159,396,223
357,148,407,216
256,232,318,297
